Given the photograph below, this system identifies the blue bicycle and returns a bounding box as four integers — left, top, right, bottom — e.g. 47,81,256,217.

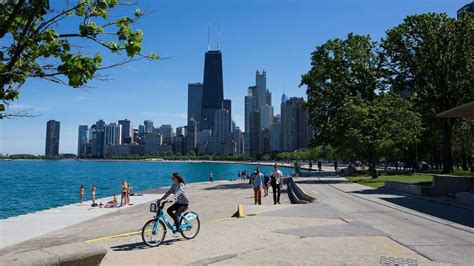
142,199,200,247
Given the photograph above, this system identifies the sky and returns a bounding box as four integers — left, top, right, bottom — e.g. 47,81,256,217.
0,0,466,155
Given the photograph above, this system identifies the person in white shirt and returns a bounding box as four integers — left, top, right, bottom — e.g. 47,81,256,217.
270,164,283,204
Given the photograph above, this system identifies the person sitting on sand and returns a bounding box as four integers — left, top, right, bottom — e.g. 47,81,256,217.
104,193,118,208
160,173,190,233
79,184,84,203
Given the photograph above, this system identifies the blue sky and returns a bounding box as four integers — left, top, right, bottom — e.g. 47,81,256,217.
0,0,464,155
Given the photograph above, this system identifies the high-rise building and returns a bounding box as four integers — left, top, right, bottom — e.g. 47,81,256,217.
91,120,106,158
105,123,122,145
269,122,281,152
281,97,309,151
255,70,267,109
266,89,272,106
214,109,230,142
201,50,224,131
262,128,271,154
222,99,232,131
45,120,60,156
77,125,89,157
144,120,154,133
244,93,254,134
250,110,261,155
159,124,174,145
187,83,203,126
260,105,274,129
186,117,198,154
458,2,474,18
232,127,244,155
118,119,132,144
281,93,288,104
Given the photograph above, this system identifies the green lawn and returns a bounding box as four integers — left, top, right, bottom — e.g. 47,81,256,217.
345,174,433,188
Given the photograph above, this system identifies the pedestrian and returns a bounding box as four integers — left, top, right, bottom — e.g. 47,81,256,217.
309,160,313,170
270,164,283,204
209,171,214,182
79,184,84,203
263,172,270,197
127,183,133,205
120,179,128,206
91,183,96,206
334,160,339,172
294,161,301,176
252,168,263,205
318,161,322,171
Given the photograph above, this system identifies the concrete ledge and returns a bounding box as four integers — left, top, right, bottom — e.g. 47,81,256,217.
0,242,107,266
384,181,424,195
291,180,317,203
287,178,310,204
456,192,474,207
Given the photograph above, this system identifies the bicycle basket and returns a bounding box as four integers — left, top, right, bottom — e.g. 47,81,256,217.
149,202,157,213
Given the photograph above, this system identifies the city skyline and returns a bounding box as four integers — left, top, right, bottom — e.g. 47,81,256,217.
0,0,464,155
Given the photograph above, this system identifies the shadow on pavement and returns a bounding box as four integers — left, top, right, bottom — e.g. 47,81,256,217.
203,183,250,190
110,238,183,251
380,196,474,228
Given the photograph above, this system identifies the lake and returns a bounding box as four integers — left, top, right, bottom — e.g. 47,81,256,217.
0,160,290,219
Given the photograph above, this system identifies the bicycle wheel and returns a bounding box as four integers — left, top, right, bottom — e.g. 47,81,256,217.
142,219,166,247
180,211,200,239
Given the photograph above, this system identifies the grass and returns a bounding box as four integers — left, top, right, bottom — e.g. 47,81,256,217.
345,174,434,188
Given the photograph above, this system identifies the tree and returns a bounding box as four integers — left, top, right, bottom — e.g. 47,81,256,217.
302,33,422,178
382,13,474,173
0,0,158,118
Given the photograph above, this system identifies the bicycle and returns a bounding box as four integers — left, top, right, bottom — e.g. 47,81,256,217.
141,199,200,247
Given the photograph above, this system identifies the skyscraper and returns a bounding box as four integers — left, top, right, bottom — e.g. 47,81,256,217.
281,93,288,104
187,82,203,126
222,99,232,132
77,125,89,157
266,89,272,106
250,110,261,155
118,119,132,144
144,120,154,133
255,70,267,109
214,109,230,142
159,124,174,145
45,120,60,156
244,93,254,134
186,117,198,154
105,123,122,145
260,105,274,129
281,97,309,151
201,50,224,131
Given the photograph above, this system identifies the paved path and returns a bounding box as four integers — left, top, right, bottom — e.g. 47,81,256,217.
2,175,473,264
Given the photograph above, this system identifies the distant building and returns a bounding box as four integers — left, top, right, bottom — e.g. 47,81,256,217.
222,99,232,132
281,97,309,151
214,109,230,142
458,2,474,18
244,93,254,135
159,125,174,145
77,125,89,157
269,122,281,152
118,119,132,144
105,123,122,145
250,110,261,155
262,128,271,154
45,120,60,156
266,89,272,106
281,93,288,104
260,105,274,129
255,70,267,109
201,50,224,131
187,82,203,127
233,127,245,155
144,120,154,133
186,117,198,154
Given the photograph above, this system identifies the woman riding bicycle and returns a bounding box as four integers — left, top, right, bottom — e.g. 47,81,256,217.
160,173,189,232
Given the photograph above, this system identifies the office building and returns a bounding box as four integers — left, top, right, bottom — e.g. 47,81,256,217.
255,70,267,108
118,119,132,144
77,125,89,157
269,122,281,152
249,110,261,155
159,124,174,145
45,120,60,156
222,99,232,131
186,117,198,154
281,93,288,104
458,2,474,18
262,128,271,154
105,123,122,145
266,89,272,106
187,82,203,126
201,50,224,131
214,109,230,142
144,120,154,133
281,97,309,151
244,94,254,134
260,105,274,129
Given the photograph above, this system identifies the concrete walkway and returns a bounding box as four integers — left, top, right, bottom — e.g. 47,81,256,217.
0,194,157,249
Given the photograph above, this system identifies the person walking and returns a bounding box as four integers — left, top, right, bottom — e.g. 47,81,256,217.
263,173,270,197
318,161,322,171
309,160,313,170
79,184,84,203
334,160,339,172
252,168,263,205
270,164,283,204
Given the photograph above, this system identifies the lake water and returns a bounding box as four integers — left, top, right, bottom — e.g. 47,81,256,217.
0,160,290,219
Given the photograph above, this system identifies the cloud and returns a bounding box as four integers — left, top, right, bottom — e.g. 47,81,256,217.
6,103,51,112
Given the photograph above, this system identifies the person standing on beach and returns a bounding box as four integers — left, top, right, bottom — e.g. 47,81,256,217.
127,183,133,205
121,180,128,206
91,183,96,205
270,164,283,204
209,172,214,182
79,184,84,203
252,168,263,205
263,172,270,197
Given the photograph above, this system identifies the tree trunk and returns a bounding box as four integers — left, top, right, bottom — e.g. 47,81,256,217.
469,155,473,173
369,151,378,179
442,118,453,174
462,153,468,171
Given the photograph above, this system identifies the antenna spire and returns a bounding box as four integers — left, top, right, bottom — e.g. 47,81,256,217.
217,22,221,50
207,22,211,51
